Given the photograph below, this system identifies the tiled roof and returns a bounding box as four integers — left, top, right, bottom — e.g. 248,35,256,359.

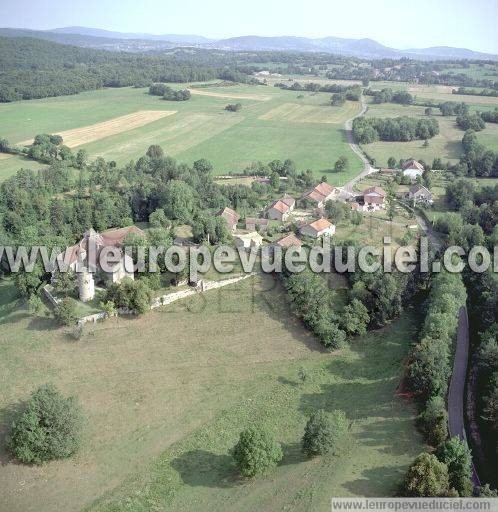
275,233,302,247
363,186,387,197
402,159,424,171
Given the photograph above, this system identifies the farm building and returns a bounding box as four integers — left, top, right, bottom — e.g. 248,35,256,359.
408,184,433,204
274,233,302,248
245,217,269,231
234,231,264,249
217,207,240,232
265,194,296,222
362,186,387,211
55,226,145,302
302,182,340,208
299,218,336,239
402,159,425,179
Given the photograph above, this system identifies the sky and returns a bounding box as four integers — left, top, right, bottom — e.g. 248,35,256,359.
2,0,498,53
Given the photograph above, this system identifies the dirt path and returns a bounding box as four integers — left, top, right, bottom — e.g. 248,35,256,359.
448,306,481,486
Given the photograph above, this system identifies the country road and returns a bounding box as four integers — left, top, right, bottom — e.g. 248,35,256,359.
341,95,377,196
448,306,481,486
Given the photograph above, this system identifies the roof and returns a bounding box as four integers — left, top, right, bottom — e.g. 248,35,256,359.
269,200,291,214
402,159,424,171
281,194,296,207
363,186,387,197
275,233,302,247
246,217,269,228
409,184,432,195
302,182,338,203
301,217,333,234
234,231,264,242
57,225,146,267
218,207,240,227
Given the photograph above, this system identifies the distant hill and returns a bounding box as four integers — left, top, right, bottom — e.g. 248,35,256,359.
1,26,497,60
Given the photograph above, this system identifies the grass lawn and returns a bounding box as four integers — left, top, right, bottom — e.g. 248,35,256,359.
0,85,363,184
0,275,423,512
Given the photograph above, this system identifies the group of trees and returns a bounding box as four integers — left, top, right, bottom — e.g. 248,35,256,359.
439,101,469,117
408,271,467,443
454,87,498,98
403,438,474,497
480,108,498,123
149,83,191,101
461,129,498,177
352,116,439,144
233,408,348,477
0,36,259,102
283,268,347,349
456,113,486,131
364,87,414,105
225,103,242,112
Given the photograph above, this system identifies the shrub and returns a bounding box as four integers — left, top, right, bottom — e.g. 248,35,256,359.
7,384,83,464
302,409,347,457
232,427,283,477
54,297,77,326
225,103,242,112
105,278,152,314
403,452,450,497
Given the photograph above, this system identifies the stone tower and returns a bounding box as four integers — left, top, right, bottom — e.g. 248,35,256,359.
75,229,102,302
77,267,95,302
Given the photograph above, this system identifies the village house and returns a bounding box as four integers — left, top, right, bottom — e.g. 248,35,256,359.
274,232,302,248
299,218,336,239
245,217,269,231
362,186,387,211
234,231,264,249
55,226,145,302
217,207,240,232
265,194,296,222
402,159,425,179
301,182,340,208
408,184,433,204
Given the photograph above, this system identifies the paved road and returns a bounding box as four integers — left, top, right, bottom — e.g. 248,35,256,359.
448,306,481,486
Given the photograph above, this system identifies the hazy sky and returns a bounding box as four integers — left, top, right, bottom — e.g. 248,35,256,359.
2,0,498,53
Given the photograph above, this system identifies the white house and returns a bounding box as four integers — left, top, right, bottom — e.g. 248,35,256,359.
299,218,336,238
362,186,387,211
402,159,425,179
265,194,295,222
408,184,433,204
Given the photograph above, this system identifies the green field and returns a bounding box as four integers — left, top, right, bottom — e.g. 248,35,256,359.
0,84,363,184
0,276,423,512
360,100,498,167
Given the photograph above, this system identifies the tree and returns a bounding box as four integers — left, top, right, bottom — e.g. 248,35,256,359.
105,278,151,314
436,437,473,496
269,171,280,189
334,156,348,173
302,409,347,457
232,427,283,477
54,297,77,326
27,294,45,317
100,300,117,319
7,384,83,464
425,107,433,116
148,208,171,229
159,180,196,222
14,264,46,297
387,157,397,169
417,395,448,445
225,103,242,112
53,270,76,297
342,299,370,336
403,453,450,497
75,149,88,169
146,144,164,159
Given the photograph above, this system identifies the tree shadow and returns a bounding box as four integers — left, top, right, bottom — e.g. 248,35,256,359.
170,449,240,488
26,315,58,331
342,465,406,497
280,441,308,466
277,376,300,388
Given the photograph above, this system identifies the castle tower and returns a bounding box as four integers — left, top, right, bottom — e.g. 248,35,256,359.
76,232,99,302
77,269,95,302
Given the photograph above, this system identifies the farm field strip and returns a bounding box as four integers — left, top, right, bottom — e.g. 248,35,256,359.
18,110,177,148
259,101,361,124
188,88,272,101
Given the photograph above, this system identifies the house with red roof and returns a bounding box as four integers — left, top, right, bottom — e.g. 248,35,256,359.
362,186,387,211
217,207,240,232
299,218,336,238
265,194,296,221
302,182,340,208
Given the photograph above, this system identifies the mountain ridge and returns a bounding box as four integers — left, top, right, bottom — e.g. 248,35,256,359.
1,26,497,60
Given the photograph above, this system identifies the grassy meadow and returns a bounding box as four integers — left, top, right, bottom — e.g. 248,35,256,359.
0,82,363,184
0,276,423,512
